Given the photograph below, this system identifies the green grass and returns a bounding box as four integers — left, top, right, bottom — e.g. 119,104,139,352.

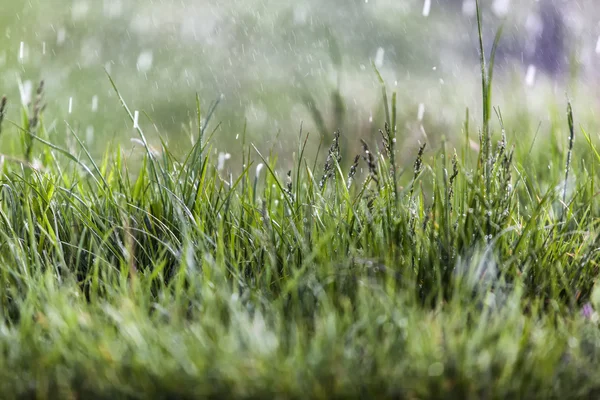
3,12,600,399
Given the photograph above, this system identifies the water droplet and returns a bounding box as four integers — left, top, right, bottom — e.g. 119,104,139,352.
422,0,431,17
136,50,153,73
417,103,425,121
68,97,73,114
374,47,385,68
462,0,476,16
104,0,123,18
86,126,94,144
525,64,537,87
57,28,66,45
492,0,511,17
71,1,91,20
217,152,231,171
133,110,139,129
428,362,443,376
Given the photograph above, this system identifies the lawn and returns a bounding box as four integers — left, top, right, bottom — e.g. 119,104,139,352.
2,3,600,399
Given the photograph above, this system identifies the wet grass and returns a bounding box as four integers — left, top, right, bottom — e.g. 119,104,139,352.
2,8,600,399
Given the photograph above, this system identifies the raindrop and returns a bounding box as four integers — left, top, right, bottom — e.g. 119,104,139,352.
422,0,431,17
19,42,24,60
595,36,600,54
91,95,98,112
417,103,425,121
71,1,91,20
57,28,66,45
525,64,537,87
136,50,153,73
374,47,385,68
19,80,32,105
492,0,511,17
104,0,123,18
217,153,231,171
86,126,94,144
462,0,476,16
293,5,308,25
68,97,73,114
255,163,264,180
133,110,139,129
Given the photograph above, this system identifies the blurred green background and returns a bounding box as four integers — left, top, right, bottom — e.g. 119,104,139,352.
1,0,599,170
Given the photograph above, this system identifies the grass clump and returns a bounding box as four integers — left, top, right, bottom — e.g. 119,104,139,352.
2,14,600,400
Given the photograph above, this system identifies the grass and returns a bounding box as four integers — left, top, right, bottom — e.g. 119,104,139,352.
3,9,600,400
